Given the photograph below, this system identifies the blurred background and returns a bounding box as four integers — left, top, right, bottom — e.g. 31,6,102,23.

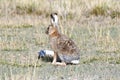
0,0,120,80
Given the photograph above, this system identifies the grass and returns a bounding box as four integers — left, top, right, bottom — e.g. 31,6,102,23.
90,4,109,16
90,4,120,18
82,55,120,64
0,59,41,68
0,0,120,80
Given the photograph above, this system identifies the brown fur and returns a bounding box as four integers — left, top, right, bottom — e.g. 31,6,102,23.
46,24,80,65
46,25,60,37
45,13,80,65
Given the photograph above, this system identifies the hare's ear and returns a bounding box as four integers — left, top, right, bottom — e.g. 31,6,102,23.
50,13,58,27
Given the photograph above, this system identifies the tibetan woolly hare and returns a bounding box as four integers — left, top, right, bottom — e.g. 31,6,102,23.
46,13,80,66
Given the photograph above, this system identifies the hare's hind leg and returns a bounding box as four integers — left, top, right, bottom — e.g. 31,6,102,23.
52,62,66,66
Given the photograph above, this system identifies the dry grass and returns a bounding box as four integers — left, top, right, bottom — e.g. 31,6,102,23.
0,0,120,80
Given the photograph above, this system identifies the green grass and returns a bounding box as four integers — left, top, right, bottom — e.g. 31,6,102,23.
0,0,120,80
0,59,41,68
110,10,120,18
0,24,33,28
90,3,109,16
90,4,120,18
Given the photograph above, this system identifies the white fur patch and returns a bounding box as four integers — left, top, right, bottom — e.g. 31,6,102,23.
71,60,79,64
44,50,54,56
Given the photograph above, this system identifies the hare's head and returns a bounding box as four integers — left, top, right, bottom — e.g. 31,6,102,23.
45,24,59,37
50,13,58,27
46,13,60,37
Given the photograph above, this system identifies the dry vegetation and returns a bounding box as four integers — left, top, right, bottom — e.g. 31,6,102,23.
0,0,120,80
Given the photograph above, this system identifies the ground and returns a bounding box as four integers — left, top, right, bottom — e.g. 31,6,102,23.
0,0,120,80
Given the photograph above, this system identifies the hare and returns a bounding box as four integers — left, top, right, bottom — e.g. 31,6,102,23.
46,13,80,66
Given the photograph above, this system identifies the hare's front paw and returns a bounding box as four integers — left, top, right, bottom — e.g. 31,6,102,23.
52,62,56,65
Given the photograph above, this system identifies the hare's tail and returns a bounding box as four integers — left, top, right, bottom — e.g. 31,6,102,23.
71,60,79,64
